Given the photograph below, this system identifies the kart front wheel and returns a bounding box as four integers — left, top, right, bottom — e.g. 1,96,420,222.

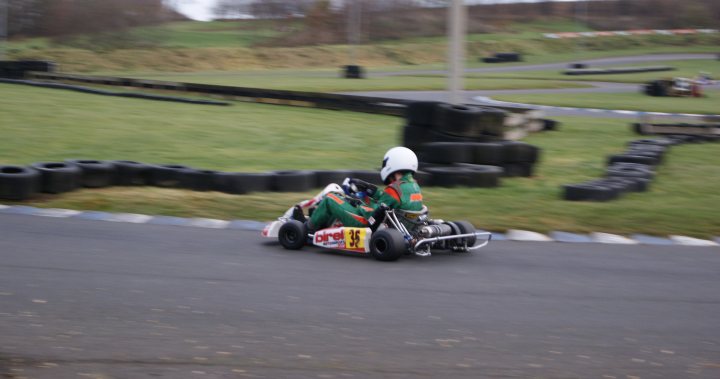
278,220,307,250
369,229,406,262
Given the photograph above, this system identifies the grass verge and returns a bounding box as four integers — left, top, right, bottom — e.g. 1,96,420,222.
123,72,590,92
1,84,718,237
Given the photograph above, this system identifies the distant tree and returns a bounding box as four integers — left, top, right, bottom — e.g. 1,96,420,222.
246,0,315,19
6,0,174,37
213,0,250,19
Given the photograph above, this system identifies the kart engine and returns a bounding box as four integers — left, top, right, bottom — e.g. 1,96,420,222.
417,224,454,238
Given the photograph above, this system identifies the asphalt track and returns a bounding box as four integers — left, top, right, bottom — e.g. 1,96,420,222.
2,213,719,378
372,53,716,77
351,53,720,117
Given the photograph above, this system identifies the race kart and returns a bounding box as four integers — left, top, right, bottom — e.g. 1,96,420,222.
262,184,491,261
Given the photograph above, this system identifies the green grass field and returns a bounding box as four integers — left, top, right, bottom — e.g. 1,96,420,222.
1,83,718,237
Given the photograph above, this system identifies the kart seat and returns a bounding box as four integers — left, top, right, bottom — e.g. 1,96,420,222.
395,205,428,223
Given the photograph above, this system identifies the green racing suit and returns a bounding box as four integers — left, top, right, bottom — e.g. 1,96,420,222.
308,172,424,230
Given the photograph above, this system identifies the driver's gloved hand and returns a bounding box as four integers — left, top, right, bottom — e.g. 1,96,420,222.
349,178,377,197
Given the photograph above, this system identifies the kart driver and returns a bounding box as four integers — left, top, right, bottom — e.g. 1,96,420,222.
293,146,424,232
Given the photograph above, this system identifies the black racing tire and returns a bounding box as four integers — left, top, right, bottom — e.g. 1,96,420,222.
272,170,316,192
65,159,115,188
602,177,650,193
426,165,502,188
501,141,541,163
181,169,219,192
542,119,559,131
500,162,535,177
628,138,674,147
479,108,508,137
627,142,667,153
369,228,406,262
214,172,273,194
606,165,654,180
314,170,353,188
148,164,192,188
453,220,477,248
624,148,664,164
607,154,658,166
495,52,521,62
590,179,631,195
562,182,619,201
112,161,150,186
30,162,82,194
631,122,651,135
0,165,41,200
405,101,442,127
342,65,365,79
404,124,499,150
278,220,307,250
482,57,503,63
469,142,504,165
433,104,486,138
418,142,473,164
402,124,434,152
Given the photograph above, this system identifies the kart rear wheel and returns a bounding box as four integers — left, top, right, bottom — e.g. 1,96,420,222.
454,221,477,250
369,229,406,262
278,220,307,250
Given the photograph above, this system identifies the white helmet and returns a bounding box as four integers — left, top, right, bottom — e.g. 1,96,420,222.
380,146,418,183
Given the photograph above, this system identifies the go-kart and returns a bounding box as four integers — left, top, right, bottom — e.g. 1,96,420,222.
262,184,491,261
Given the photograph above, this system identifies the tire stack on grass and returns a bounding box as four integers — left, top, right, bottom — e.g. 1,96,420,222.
402,101,542,188
0,60,56,79
0,165,41,201
402,102,508,152
482,53,522,64
643,80,669,97
562,138,679,201
416,140,540,188
342,65,365,79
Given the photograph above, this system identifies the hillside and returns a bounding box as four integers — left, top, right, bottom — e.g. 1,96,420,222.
4,0,720,74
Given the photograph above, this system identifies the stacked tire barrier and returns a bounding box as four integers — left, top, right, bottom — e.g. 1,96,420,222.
482,53,522,63
0,60,56,79
402,101,543,188
0,78,231,106
562,135,717,201
403,101,507,151
0,155,545,202
342,65,365,79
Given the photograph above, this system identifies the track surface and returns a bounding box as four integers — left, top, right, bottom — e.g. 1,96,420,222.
351,53,720,117
373,53,716,77
2,213,719,378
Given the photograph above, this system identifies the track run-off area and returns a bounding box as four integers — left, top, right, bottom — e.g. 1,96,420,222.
2,53,719,378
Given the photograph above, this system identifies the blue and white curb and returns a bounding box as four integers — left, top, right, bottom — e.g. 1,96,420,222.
0,205,266,232
1,204,717,247
474,96,720,119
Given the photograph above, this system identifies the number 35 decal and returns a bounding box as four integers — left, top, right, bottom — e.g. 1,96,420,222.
344,228,366,249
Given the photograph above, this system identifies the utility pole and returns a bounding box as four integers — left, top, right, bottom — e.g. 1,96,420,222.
347,0,361,65
447,0,466,105
0,0,8,61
